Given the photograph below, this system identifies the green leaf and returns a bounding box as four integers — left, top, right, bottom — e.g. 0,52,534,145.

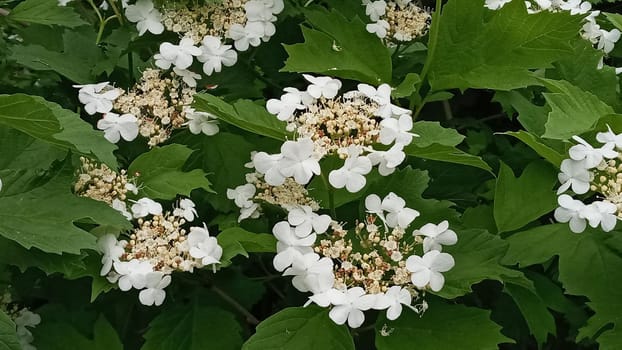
494,161,558,233
505,282,556,345
493,90,549,135
375,300,510,349
8,0,87,27
193,93,291,141
501,131,564,167
605,12,622,31
0,94,118,168
429,0,582,91
33,315,122,350
405,143,493,173
282,8,392,84
243,306,354,350
128,144,212,200
411,121,465,148
217,227,276,267
0,237,87,277
93,315,123,350
502,224,622,348
392,73,421,98
541,79,615,140
142,304,243,350
0,162,131,254
0,310,20,350
437,229,527,299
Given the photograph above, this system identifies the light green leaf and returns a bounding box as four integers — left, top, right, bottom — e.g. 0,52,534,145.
436,229,527,299
503,224,622,348
429,0,582,91
0,94,118,168
217,227,276,267
128,144,212,200
282,9,392,84
375,301,510,349
392,73,421,98
605,12,622,31
243,306,354,350
0,162,131,254
541,79,614,140
505,282,556,345
411,121,465,148
8,0,88,27
502,131,564,167
142,304,243,350
193,93,290,141
494,161,558,233
405,143,493,173
0,310,20,350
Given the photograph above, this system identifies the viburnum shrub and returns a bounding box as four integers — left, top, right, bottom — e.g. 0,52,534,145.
0,0,622,349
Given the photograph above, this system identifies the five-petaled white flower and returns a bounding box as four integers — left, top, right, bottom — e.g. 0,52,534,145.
405,250,455,292
227,183,256,208
74,82,121,115
597,28,621,54
131,198,163,218
228,22,265,51
368,143,406,176
125,0,164,36
97,234,125,276
138,272,171,306
266,92,306,122
198,36,238,75
379,114,416,146
97,112,139,143
554,194,588,233
278,138,321,185
173,68,201,87
154,38,202,70
569,135,617,169
303,74,342,99
557,159,591,194
366,20,390,39
329,146,373,193
596,126,622,149
283,252,334,293
415,220,458,253
114,259,153,290
374,286,415,320
382,192,420,228
187,226,223,269
173,198,197,222
183,107,219,136
328,287,377,328
287,205,332,237
272,221,316,271
581,200,618,232
365,1,387,21
253,152,286,186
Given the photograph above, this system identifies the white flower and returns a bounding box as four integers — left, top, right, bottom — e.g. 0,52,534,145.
97,112,139,143
379,114,416,146
329,146,372,193
97,234,125,276
283,87,315,106
597,28,621,54
559,0,591,14
569,135,617,168
228,22,265,51
114,259,153,291
138,272,171,306
328,287,377,328
484,0,512,10
278,138,321,185
580,200,618,232
366,20,390,39
368,143,406,176
173,198,197,222
197,36,238,75
365,1,387,21
239,203,261,221
554,194,588,233
405,250,455,291
382,192,420,228
227,184,256,208
253,152,286,186
173,68,201,87
154,38,202,70
283,253,334,293
245,0,275,22
14,309,40,350
414,220,457,253
373,286,414,320
58,0,73,5
131,198,163,218
596,126,622,149
582,21,601,44
125,0,164,36
303,74,342,99
111,198,132,220
187,226,223,268
557,159,591,194
272,221,316,271
73,82,121,115
287,205,332,237
266,93,306,122
183,107,219,136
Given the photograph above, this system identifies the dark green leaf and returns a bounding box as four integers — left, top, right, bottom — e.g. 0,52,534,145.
8,0,87,27
0,310,20,350
505,282,556,345
501,131,564,167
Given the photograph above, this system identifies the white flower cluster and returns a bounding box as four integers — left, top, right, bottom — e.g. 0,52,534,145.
485,0,621,71
1,291,41,350
362,0,431,42
261,75,416,193
554,128,622,233
272,192,457,328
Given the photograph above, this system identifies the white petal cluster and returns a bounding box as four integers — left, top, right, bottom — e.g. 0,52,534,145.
362,0,431,42
187,225,223,271
252,138,322,186
125,0,164,36
97,112,139,143
554,129,622,233
73,82,122,115
14,309,41,350
183,107,219,136
273,192,457,327
227,0,283,51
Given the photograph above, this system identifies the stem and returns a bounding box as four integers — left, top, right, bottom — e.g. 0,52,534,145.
106,0,124,24
96,15,117,45
391,43,402,61
320,173,336,218
211,286,260,325
87,0,103,23
128,51,135,83
418,0,443,85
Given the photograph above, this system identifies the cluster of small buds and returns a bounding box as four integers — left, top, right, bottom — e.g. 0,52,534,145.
142,0,283,80
258,75,417,193
554,127,622,233
227,168,320,222
363,0,431,43
485,0,621,72
98,197,223,306
272,192,457,328
74,157,138,206
1,290,41,350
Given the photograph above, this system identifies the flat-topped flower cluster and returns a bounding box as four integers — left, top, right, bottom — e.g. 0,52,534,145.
555,128,622,233
271,192,457,327
362,0,431,43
